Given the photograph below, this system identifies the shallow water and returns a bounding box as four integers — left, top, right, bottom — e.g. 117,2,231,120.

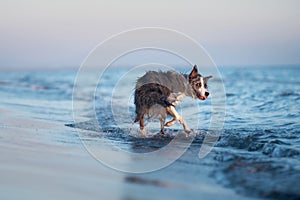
0,66,300,199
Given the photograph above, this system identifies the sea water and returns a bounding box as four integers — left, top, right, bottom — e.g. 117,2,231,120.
0,66,299,199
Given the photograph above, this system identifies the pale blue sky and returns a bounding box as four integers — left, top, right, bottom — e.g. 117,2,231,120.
0,0,299,69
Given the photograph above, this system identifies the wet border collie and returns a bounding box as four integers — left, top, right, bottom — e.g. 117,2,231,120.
134,65,212,134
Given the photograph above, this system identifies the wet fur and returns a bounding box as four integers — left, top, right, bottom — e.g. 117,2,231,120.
134,65,211,134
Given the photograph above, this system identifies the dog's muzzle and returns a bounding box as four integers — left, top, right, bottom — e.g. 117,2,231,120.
197,92,209,100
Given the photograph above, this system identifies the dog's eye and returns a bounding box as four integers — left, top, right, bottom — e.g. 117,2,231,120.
204,84,207,88
196,83,201,87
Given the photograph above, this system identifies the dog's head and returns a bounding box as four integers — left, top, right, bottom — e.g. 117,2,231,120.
189,65,212,100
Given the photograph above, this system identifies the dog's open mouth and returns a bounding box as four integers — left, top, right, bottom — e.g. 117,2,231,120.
197,94,207,100
199,96,206,100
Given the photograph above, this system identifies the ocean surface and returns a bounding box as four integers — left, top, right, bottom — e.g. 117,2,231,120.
0,66,299,199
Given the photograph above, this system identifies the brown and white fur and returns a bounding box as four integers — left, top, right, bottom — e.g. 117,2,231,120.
134,65,212,135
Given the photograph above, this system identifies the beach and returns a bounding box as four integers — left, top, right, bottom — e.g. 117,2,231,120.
0,107,254,200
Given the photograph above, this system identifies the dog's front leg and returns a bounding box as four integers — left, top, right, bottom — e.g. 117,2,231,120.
165,106,179,127
165,106,191,133
179,117,191,133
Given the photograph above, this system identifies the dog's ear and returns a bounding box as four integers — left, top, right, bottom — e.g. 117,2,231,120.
204,76,213,82
189,65,198,78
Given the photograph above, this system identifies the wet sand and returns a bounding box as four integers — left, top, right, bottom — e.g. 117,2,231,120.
0,107,255,200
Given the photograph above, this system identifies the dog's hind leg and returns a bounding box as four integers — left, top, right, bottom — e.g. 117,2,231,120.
135,113,146,135
139,115,146,135
159,114,166,134
165,106,191,133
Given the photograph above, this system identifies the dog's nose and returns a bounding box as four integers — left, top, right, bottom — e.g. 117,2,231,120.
205,92,209,97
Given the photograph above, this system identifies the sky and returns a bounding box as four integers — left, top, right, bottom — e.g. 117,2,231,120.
0,0,300,70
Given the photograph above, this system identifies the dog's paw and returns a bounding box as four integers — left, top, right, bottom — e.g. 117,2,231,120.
140,128,146,136
184,128,191,133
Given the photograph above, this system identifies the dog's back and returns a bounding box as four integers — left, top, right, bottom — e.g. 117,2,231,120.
134,71,186,116
135,71,187,94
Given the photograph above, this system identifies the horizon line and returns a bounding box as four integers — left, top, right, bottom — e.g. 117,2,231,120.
0,63,300,72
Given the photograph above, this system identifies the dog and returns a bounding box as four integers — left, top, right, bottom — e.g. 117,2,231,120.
134,65,212,135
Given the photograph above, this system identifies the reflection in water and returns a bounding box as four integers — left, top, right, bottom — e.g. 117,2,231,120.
124,176,173,188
